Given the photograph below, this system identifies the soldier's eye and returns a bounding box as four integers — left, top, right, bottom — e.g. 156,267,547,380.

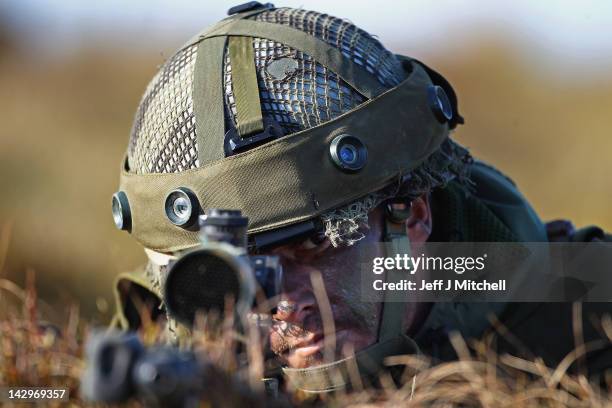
299,232,328,250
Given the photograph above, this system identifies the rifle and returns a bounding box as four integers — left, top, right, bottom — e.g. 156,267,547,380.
82,209,296,406
81,330,285,407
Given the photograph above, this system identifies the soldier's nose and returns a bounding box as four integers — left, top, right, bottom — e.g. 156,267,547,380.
271,255,319,321
274,294,316,325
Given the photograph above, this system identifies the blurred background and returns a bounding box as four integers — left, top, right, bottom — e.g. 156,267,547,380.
1,0,611,323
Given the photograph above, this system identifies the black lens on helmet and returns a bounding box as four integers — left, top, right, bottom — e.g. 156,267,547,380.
339,144,357,164
427,84,453,123
164,188,200,228
112,191,131,232
329,134,367,172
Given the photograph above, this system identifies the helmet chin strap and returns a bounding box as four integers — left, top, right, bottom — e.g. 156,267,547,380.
282,215,420,393
377,216,413,342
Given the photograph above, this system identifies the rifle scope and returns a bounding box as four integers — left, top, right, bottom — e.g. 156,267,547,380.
163,209,283,326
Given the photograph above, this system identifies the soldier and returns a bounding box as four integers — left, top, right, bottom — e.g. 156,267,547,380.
109,3,612,393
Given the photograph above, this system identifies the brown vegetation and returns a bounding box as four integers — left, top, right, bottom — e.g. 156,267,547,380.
0,276,610,407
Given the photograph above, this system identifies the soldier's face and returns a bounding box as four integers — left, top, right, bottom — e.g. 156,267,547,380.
265,197,432,369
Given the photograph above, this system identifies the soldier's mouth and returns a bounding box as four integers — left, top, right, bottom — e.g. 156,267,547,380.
270,319,352,367
286,333,323,355
282,329,351,368
283,333,324,368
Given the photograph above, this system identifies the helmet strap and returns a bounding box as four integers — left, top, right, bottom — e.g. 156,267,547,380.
377,216,412,341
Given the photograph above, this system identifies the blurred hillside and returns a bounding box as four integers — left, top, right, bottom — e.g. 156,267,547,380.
0,26,611,322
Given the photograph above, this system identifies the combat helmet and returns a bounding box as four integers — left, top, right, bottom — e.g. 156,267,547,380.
112,2,469,393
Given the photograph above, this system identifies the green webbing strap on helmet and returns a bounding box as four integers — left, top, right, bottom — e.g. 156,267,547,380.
196,19,388,99
193,36,227,164
180,5,276,52
227,36,265,137
191,9,272,164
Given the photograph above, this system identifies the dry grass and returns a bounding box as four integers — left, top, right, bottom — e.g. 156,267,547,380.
1,276,611,407
0,274,84,407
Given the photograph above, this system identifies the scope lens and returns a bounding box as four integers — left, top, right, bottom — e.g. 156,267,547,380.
164,250,243,325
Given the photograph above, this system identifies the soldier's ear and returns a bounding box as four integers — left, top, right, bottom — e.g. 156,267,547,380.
405,194,432,243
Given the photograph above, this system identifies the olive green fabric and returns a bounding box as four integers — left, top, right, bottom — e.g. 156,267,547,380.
111,265,161,330
179,7,275,52
428,161,547,244
191,19,388,99
228,36,264,137
570,225,612,243
412,161,612,377
193,36,227,165
120,64,448,252
467,161,547,243
378,220,412,342
493,224,612,376
416,161,547,347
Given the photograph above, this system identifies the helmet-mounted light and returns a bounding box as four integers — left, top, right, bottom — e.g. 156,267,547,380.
111,191,131,232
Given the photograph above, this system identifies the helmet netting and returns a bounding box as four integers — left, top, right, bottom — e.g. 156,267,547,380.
127,7,406,174
126,7,472,300
128,44,199,174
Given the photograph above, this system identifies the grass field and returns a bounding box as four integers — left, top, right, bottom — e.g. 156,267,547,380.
1,279,610,406
0,29,611,407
